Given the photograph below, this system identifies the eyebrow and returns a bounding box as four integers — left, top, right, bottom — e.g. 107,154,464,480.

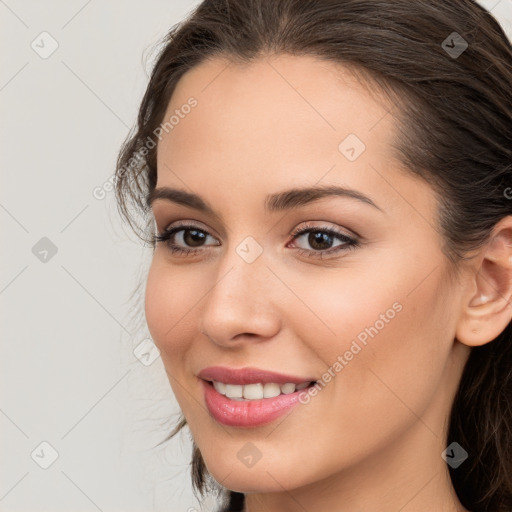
146,184,383,216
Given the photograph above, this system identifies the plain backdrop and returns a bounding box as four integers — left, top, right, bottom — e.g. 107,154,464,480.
1,1,511,511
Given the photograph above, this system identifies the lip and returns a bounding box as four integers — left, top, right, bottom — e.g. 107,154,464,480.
197,366,317,385
198,366,318,428
201,379,314,427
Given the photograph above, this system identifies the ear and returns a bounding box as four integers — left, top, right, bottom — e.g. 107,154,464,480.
456,216,512,347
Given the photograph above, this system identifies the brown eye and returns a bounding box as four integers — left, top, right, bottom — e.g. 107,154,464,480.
306,231,336,251
291,227,357,252
182,229,208,247
152,224,220,255
287,222,360,260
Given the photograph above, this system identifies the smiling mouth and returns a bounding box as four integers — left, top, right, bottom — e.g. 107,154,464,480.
204,379,317,401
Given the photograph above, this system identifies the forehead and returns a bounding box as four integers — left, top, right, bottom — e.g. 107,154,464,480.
161,55,393,151
159,55,395,173
154,54,432,225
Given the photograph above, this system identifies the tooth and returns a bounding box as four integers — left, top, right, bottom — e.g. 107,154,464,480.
225,384,243,398
263,382,281,398
212,381,226,395
280,383,296,394
214,381,309,400
243,383,264,399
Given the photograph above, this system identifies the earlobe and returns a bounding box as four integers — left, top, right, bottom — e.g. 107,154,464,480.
455,217,512,347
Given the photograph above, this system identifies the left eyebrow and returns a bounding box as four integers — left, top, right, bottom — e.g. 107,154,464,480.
264,185,383,213
146,184,384,215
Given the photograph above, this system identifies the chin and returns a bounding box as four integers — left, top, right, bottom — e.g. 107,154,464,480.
206,459,307,494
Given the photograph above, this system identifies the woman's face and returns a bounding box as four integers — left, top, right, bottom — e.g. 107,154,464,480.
145,55,470,501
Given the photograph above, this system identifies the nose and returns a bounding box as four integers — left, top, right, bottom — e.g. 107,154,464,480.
199,242,281,348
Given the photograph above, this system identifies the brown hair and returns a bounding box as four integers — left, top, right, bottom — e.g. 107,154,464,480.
114,1,512,510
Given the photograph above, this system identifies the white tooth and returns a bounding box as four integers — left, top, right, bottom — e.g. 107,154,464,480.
243,383,264,400
295,382,310,390
280,383,296,394
225,384,243,398
263,382,281,398
212,381,226,395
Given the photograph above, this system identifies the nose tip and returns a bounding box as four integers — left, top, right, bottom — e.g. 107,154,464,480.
200,311,279,348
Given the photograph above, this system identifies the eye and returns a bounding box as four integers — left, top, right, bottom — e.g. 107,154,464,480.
151,221,360,260
288,222,359,259
151,223,219,256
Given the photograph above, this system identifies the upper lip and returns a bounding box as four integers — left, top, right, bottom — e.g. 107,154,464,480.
198,366,317,385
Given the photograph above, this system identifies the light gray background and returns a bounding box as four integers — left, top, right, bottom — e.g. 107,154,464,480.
1,1,511,511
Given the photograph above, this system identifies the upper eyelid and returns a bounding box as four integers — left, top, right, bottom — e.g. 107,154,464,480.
291,222,357,238
158,219,217,236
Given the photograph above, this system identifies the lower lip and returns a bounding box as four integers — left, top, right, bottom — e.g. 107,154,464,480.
202,380,312,427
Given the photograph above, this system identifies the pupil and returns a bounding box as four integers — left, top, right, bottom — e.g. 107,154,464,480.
309,231,332,250
184,229,206,247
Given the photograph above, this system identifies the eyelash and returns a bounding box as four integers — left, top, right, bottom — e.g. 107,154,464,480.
151,221,359,259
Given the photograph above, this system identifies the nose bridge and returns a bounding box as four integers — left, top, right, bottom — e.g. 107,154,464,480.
199,235,280,342
213,233,270,299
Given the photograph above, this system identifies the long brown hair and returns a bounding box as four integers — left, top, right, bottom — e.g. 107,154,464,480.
114,1,512,510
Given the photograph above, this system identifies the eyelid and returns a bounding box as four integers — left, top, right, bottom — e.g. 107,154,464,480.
289,220,359,240
156,218,219,239
159,218,212,234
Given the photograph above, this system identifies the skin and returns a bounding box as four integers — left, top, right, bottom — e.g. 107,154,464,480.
144,54,512,512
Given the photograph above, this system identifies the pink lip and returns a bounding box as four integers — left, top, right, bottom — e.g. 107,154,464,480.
201,379,314,427
198,366,317,427
197,366,316,385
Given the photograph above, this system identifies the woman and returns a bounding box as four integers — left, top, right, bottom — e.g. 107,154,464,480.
114,0,512,510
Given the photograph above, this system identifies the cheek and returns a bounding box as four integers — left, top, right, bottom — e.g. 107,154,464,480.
145,259,170,344
144,258,205,417
144,257,197,356
279,262,407,373
285,256,453,437
298,246,452,377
